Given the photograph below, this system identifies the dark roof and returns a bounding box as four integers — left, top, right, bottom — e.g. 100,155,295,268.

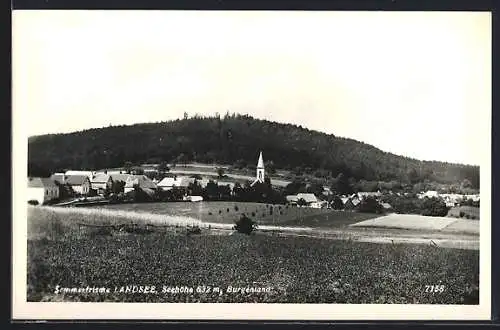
65,175,90,186
28,177,58,188
50,174,65,184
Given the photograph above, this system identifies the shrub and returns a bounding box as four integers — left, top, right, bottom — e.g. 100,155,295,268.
251,212,256,217
357,197,383,214
234,205,239,212
459,211,465,218
208,212,212,215
233,214,257,235
28,200,39,206
218,210,222,214
187,226,202,235
227,208,230,213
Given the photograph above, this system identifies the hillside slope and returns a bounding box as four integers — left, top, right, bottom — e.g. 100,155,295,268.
28,114,479,187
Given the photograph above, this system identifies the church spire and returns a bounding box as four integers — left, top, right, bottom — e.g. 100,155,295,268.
257,151,264,169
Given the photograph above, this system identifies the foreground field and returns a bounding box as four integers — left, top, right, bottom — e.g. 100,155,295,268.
27,206,479,304
98,202,378,228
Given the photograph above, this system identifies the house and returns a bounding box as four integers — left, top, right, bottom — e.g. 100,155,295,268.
124,175,158,194
183,195,204,202
381,202,393,211
286,195,299,205
27,177,60,205
65,175,91,196
90,173,113,195
342,198,356,211
310,201,328,209
296,193,320,206
157,176,194,191
357,191,382,200
419,190,439,199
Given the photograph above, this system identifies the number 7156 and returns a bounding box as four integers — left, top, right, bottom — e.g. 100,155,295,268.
425,285,445,293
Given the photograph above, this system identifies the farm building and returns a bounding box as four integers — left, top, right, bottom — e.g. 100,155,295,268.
65,175,91,196
296,193,320,206
124,175,158,194
27,177,60,205
90,173,113,195
157,176,195,191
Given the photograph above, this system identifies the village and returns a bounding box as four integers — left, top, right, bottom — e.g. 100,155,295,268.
27,151,480,219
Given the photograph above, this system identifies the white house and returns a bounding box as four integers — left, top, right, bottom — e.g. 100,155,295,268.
124,175,158,194
27,177,59,205
157,176,194,191
65,175,91,196
90,173,113,195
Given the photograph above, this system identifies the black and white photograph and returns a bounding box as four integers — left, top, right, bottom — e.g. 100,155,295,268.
12,10,491,320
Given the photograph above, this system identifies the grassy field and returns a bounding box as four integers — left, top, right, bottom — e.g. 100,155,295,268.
97,202,377,228
27,206,479,304
448,206,480,220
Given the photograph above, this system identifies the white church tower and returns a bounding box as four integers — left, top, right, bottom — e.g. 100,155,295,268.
251,151,265,186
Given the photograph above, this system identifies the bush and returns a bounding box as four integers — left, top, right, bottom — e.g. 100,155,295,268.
28,200,39,206
234,205,239,212
187,226,202,235
357,197,383,214
233,214,257,235
227,208,230,213
459,211,465,218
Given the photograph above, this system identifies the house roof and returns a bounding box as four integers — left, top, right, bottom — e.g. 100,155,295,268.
91,173,111,183
65,170,94,178
296,193,319,203
381,202,392,209
65,175,90,186
125,175,157,189
157,176,194,188
28,177,58,188
217,181,235,188
358,191,382,198
50,173,65,184
286,195,299,202
109,173,133,182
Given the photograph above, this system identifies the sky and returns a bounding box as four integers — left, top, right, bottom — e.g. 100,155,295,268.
12,10,491,165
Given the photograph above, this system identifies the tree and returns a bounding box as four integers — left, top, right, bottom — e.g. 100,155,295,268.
333,172,352,195
330,195,344,210
124,161,133,174
297,198,308,207
357,196,383,214
233,214,257,235
217,167,225,178
158,161,170,173
421,197,449,217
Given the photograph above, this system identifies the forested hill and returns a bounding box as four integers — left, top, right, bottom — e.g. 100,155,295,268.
28,114,479,188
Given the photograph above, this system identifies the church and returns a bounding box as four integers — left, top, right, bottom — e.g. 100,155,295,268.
251,151,266,186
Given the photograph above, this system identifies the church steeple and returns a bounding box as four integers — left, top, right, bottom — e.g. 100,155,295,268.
256,151,265,183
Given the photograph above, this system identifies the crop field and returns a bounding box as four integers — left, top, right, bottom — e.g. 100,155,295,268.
448,206,480,220
97,202,378,228
27,206,479,304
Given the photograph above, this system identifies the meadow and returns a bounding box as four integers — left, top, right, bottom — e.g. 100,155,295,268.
27,206,479,304
98,202,377,228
